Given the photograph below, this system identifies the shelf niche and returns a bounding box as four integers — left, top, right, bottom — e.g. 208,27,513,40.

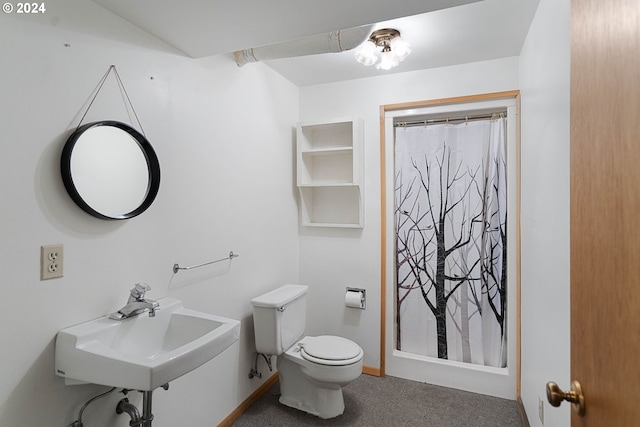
296,118,363,228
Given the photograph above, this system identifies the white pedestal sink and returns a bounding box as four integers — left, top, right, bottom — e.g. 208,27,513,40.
55,298,240,390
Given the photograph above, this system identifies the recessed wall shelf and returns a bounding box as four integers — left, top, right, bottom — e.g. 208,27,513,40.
296,118,363,228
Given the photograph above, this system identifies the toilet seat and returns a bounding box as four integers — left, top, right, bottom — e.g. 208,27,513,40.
297,336,363,366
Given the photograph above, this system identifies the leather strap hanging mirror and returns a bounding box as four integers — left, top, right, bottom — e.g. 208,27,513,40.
61,66,161,220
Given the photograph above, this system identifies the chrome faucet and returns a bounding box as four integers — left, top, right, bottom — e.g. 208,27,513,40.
109,283,159,320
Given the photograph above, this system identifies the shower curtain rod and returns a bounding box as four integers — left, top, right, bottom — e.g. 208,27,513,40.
394,112,506,128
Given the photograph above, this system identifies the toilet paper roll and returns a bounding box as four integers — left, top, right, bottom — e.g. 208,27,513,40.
345,290,364,309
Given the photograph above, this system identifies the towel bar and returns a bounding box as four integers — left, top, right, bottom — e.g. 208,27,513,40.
173,251,239,274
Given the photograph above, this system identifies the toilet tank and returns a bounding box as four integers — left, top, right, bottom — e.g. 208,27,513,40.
250,284,307,355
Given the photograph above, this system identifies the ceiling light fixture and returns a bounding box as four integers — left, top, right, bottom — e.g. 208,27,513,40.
354,28,411,70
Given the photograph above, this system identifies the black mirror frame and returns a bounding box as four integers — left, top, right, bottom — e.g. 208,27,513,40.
61,120,161,220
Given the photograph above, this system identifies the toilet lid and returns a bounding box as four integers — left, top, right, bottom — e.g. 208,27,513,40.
298,336,362,362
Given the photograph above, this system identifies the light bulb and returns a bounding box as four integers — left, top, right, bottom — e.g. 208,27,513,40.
390,37,411,63
376,50,398,70
354,40,378,66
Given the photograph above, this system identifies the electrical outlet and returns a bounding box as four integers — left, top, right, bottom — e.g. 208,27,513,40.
41,244,64,280
538,395,544,425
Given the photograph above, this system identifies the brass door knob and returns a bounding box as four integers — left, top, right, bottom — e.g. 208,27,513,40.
546,380,585,416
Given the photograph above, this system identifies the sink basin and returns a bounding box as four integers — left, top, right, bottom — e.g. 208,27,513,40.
55,298,240,390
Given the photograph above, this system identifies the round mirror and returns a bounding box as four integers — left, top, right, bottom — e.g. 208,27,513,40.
61,121,161,220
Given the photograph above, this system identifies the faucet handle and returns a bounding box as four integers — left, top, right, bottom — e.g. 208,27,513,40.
130,282,151,299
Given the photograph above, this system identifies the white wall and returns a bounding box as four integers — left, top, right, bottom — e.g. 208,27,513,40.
298,57,520,369
518,0,570,426
0,3,299,426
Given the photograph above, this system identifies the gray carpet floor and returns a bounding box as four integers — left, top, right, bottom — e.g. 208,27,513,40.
231,374,523,427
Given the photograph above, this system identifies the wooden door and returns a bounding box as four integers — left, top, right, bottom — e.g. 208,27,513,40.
570,0,640,425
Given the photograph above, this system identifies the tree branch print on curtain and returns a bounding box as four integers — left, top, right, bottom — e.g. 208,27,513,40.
394,117,507,367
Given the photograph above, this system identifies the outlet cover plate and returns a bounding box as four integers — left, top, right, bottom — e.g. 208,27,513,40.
41,244,64,280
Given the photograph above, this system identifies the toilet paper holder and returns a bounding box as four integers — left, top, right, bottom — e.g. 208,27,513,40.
346,287,366,309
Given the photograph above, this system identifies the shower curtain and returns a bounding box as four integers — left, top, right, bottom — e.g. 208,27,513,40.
394,116,507,367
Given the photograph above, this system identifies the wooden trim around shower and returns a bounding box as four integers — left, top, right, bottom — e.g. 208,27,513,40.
378,90,521,395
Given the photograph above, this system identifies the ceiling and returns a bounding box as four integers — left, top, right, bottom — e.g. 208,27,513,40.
91,0,540,86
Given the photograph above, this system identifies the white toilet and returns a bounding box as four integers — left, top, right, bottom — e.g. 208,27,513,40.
251,284,364,419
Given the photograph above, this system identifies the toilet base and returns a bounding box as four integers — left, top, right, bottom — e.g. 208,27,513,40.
277,355,346,419
279,385,344,419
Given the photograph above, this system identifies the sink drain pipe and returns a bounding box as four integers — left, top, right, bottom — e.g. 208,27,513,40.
116,397,143,425
116,384,169,427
